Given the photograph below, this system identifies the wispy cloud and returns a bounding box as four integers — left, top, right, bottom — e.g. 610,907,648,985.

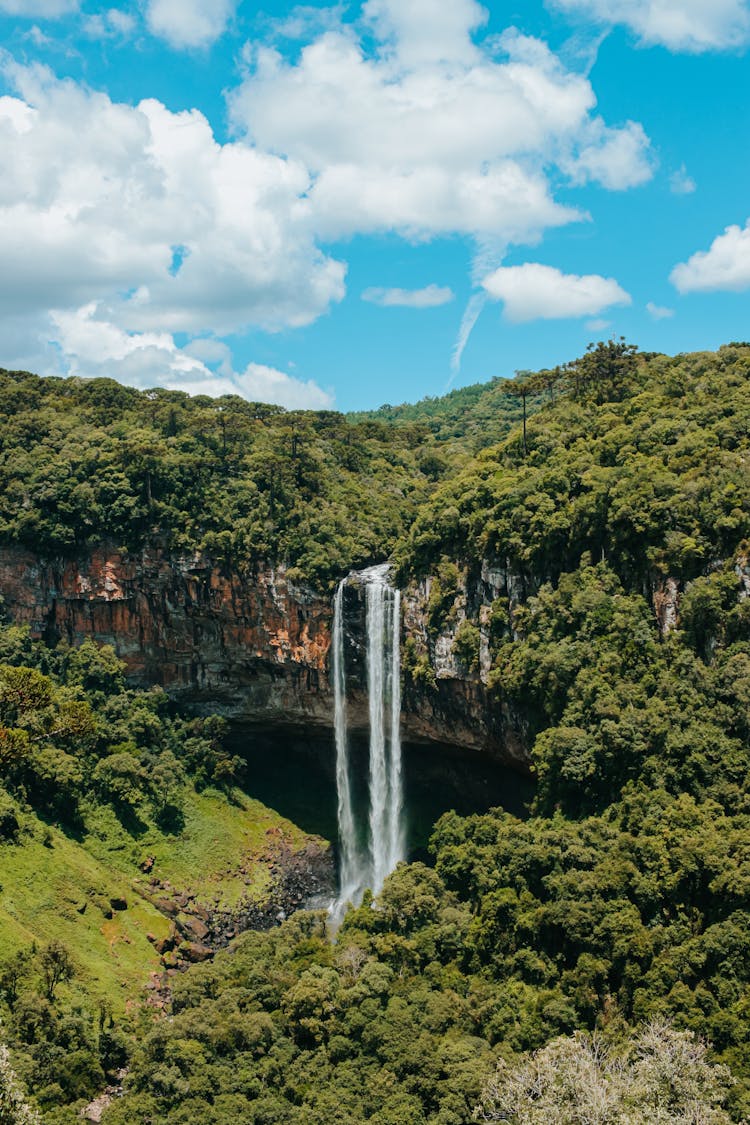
646,301,674,319
362,284,454,308
83,9,136,39
449,290,488,384
670,165,696,194
0,0,78,15
549,0,750,52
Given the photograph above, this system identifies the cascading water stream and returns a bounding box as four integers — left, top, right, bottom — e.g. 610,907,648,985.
333,579,361,905
367,579,388,893
331,565,404,920
386,586,404,874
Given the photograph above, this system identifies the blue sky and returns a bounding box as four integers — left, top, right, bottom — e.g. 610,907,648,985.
1,0,749,412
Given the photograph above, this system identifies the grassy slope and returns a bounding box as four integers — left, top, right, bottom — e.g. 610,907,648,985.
0,788,322,1014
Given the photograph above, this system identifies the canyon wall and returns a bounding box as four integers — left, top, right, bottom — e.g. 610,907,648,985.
0,545,332,722
0,546,527,766
0,544,720,769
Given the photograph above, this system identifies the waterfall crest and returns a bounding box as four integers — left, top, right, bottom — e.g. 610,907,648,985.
331,565,404,919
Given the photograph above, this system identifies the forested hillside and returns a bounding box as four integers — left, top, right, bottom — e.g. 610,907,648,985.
1,341,749,1122
400,342,749,589
0,628,329,1120
349,371,538,451
0,370,429,586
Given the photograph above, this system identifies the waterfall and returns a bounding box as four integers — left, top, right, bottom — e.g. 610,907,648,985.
333,579,361,905
386,586,404,874
331,565,404,918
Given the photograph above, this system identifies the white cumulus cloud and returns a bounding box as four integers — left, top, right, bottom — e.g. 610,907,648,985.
482,263,631,322
52,305,333,409
670,220,750,292
230,17,652,244
564,119,653,190
0,63,345,335
549,0,750,52
145,0,236,49
230,363,333,409
52,304,211,385
362,285,454,308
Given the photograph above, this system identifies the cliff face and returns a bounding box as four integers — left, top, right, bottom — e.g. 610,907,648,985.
400,560,530,767
0,546,524,765
1,545,727,770
0,546,333,723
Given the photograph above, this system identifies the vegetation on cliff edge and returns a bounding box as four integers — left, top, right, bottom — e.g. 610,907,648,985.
0,341,748,1121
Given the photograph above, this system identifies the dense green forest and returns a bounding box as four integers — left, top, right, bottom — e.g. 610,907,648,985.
0,364,528,587
0,627,322,1121
349,372,538,450
399,341,749,587
1,341,749,1122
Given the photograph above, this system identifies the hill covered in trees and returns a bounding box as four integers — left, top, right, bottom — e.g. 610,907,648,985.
0,341,749,1121
0,371,421,586
0,627,329,1119
0,358,549,587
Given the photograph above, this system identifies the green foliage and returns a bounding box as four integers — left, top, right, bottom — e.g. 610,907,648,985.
427,560,461,634
566,336,640,405
477,557,748,820
39,942,74,1003
0,624,297,1118
0,627,237,838
452,620,481,673
2,344,747,594
101,902,496,1125
92,750,147,813
350,369,540,455
679,562,750,660
402,346,750,588
402,637,437,689
0,940,108,1113
0,368,439,587
104,790,750,1120
0,788,21,842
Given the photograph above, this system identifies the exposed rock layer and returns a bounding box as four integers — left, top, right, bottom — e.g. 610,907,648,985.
0,545,526,765
1,544,722,769
0,544,330,711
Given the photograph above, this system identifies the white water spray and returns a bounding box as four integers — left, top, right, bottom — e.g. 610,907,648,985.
331,565,404,918
333,579,362,905
387,586,404,874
